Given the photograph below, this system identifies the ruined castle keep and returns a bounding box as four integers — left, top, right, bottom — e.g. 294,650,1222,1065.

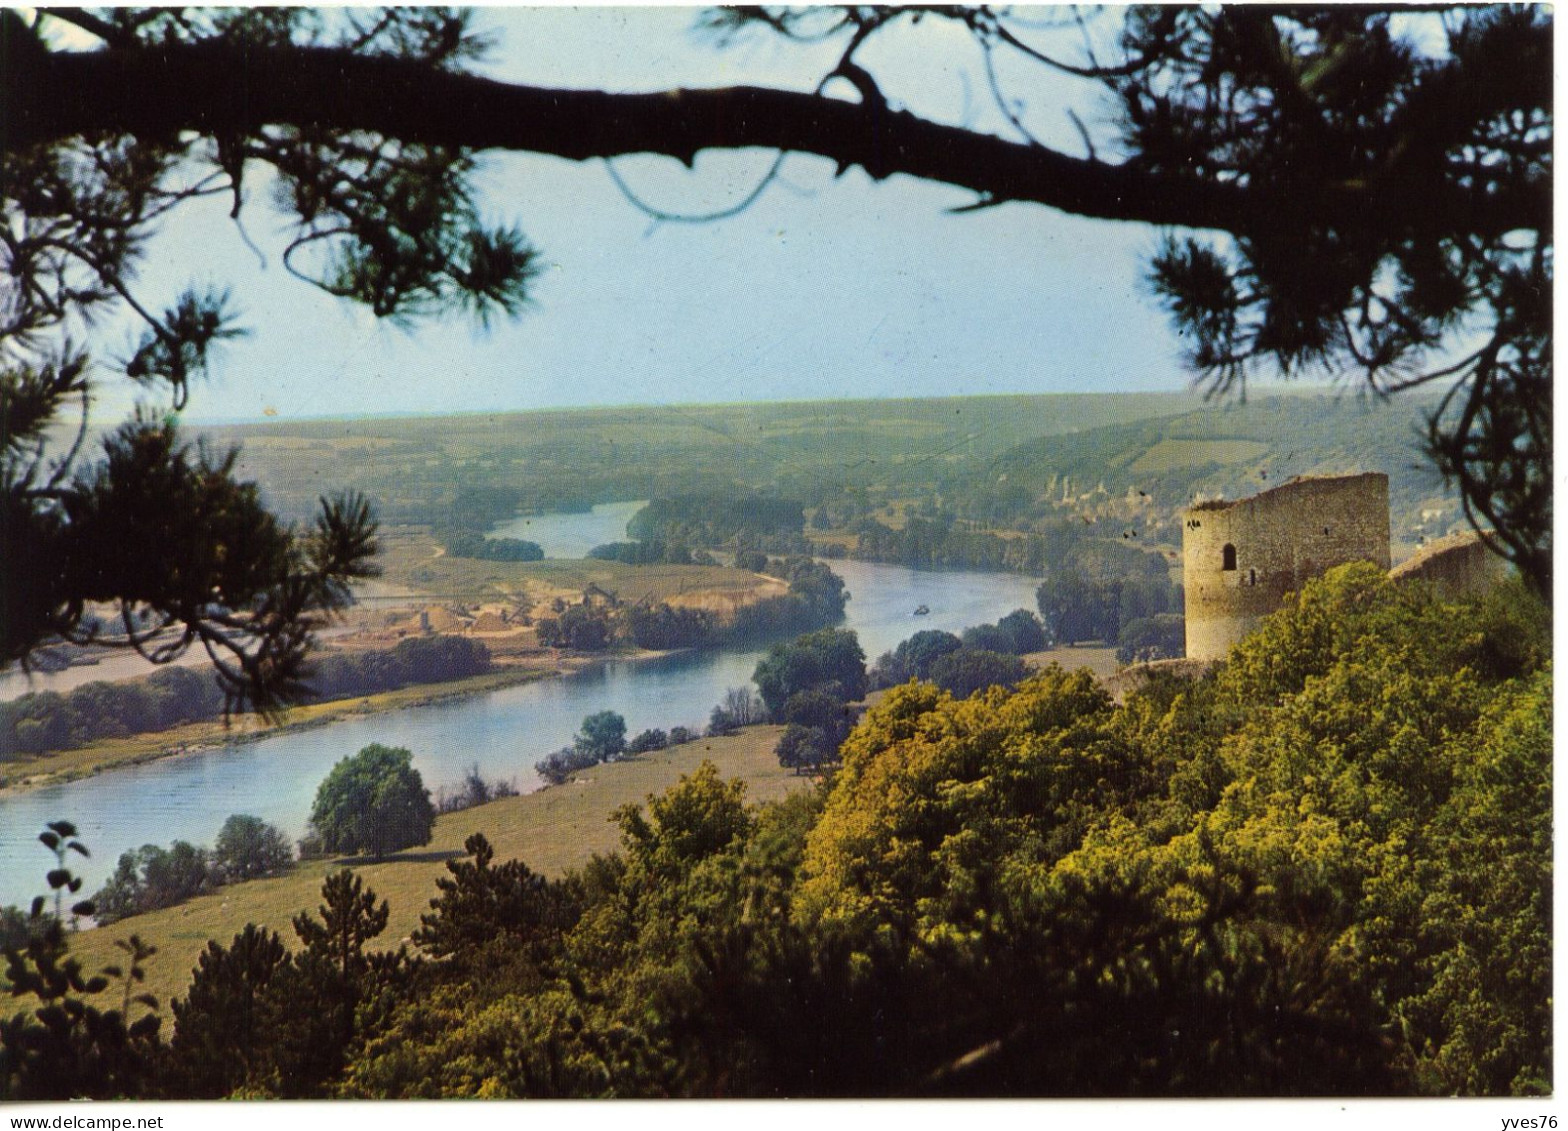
1182,473,1391,662
1388,528,1508,600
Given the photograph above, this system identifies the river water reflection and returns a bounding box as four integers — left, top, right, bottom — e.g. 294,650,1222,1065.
0,506,1045,908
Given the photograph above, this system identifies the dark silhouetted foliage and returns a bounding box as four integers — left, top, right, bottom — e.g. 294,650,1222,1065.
1116,614,1186,665
414,834,579,964
753,628,866,718
927,648,1030,699
870,629,963,689
93,841,213,925
213,816,294,883
1,825,160,1099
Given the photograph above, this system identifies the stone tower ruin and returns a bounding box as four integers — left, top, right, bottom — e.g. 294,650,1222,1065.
1182,473,1390,662
1388,529,1507,600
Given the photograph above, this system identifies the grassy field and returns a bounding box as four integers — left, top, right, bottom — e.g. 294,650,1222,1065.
69,724,801,1010
1128,438,1271,475
377,526,780,606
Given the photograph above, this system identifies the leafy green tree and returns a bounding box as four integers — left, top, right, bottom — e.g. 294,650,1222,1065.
960,610,1046,656
775,725,836,775
1191,566,1553,1096
623,602,713,650
145,665,226,727
439,531,544,561
533,745,599,787
782,559,851,620
536,604,613,651
213,815,294,883
870,629,962,688
92,852,144,925
795,664,1400,1095
614,761,753,879
753,628,866,717
576,711,627,763
996,609,1047,654
309,744,436,862
1036,569,1116,644
342,984,656,1099
927,648,1029,699
0,906,41,952
626,729,669,755
1392,670,1552,1094
94,841,216,924
1117,574,1177,630
140,841,211,907
773,687,856,773
958,623,1015,654
780,688,849,733
1116,614,1186,665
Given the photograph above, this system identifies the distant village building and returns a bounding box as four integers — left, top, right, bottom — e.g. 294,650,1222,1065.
1182,473,1391,662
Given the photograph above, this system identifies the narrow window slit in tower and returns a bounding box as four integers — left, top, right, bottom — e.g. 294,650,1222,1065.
1222,544,1237,571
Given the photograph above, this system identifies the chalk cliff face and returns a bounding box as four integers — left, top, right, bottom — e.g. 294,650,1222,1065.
1182,473,1390,663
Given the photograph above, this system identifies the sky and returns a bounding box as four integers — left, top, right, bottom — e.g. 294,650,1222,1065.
100,7,1216,424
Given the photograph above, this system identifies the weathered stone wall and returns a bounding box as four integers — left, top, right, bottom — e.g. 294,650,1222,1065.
1183,473,1390,661
1389,530,1506,600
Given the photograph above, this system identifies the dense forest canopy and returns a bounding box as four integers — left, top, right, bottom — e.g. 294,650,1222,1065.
0,5,1551,705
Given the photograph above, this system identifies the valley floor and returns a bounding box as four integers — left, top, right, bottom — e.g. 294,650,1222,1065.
68,722,804,1011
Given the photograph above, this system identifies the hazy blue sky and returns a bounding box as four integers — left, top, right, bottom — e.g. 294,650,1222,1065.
115,7,1225,424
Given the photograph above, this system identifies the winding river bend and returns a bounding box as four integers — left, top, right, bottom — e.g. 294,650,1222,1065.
1,504,1043,908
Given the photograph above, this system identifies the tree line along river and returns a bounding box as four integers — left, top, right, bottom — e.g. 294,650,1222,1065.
0,504,1045,910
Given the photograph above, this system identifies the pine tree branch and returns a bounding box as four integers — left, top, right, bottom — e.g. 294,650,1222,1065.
4,35,1547,241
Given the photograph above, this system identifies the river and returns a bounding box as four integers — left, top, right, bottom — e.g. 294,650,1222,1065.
0,505,1044,909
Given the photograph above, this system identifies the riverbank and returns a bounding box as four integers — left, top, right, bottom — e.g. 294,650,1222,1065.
0,639,1124,798
0,663,576,797
66,722,801,1012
